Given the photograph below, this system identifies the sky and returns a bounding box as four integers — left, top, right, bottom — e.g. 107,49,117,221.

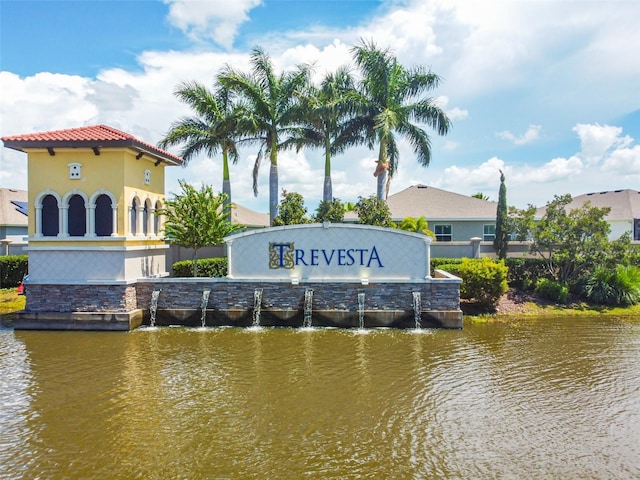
1,0,639,214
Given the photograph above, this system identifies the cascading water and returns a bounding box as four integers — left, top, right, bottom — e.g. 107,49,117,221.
200,290,211,327
252,288,263,327
357,292,365,329
149,290,161,327
412,291,422,329
303,289,314,328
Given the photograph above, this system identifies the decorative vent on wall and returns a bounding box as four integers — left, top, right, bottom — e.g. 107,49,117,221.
68,163,82,179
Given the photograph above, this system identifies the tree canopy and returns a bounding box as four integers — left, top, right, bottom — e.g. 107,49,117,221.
157,180,243,276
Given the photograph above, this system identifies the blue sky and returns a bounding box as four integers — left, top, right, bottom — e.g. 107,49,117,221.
1,0,639,213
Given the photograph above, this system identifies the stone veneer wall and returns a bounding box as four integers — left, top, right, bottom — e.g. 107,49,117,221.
135,279,460,312
21,278,459,317
25,284,138,312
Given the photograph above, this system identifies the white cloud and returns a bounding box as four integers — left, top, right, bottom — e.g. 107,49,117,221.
164,0,262,49
436,96,468,121
496,125,542,146
573,123,633,165
602,145,640,175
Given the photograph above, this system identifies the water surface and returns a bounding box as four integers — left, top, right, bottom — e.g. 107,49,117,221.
1,317,639,479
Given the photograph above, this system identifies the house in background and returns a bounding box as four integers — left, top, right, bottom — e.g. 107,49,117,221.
536,189,640,241
347,184,500,242
0,187,28,254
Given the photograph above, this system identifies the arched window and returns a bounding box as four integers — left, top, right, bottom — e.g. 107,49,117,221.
154,200,162,235
95,194,113,236
42,194,59,237
68,194,86,236
130,197,139,236
143,199,150,235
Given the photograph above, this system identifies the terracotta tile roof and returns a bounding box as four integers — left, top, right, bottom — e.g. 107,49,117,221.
1,124,184,166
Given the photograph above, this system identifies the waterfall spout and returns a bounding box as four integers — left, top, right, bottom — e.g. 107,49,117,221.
412,291,422,329
149,289,161,327
357,292,365,329
303,289,314,328
252,288,263,326
200,290,211,327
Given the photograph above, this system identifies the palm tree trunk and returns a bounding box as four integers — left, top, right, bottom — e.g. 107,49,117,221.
323,141,332,202
375,142,388,200
269,149,278,225
222,149,232,223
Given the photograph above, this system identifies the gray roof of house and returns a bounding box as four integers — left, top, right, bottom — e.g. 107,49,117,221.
231,203,270,227
536,189,640,220
0,188,28,227
386,184,498,220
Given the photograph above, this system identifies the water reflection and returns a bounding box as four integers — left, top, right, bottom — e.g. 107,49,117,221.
1,319,639,479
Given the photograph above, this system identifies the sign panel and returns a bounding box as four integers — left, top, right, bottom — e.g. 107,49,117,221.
225,223,431,281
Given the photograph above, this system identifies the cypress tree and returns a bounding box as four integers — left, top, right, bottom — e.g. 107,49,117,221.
494,170,509,260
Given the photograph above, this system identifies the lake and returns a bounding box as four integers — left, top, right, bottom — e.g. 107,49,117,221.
1,317,639,479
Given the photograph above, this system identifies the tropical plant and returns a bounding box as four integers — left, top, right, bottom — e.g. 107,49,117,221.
583,265,640,306
343,39,451,199
314,198,346,223
354,195,394,227
472,192,489,200
283,66,357,203
158,82,245,221
156,181,243,276
219,46,311,225
494,169,509,260
272,190,310,226
396,216,436,239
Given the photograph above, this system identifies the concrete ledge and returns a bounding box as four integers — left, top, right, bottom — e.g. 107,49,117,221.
13,309,144,331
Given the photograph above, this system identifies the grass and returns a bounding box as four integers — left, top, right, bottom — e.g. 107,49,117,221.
464,290,640,323
0,287,26,316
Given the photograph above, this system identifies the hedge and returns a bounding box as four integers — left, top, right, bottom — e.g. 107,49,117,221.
0,255,28,288
172,257,228,277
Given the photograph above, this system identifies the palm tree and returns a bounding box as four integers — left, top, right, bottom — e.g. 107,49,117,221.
158,81,245,220
219,46,311,225
344,39,451,200
282,66,356,203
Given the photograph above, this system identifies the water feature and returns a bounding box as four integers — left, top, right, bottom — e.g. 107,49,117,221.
200,289,211,327
357,292,365,329
2,318,639,478
412,291,422,329
149,289,161,327
303,288,314,328
252,288,263,327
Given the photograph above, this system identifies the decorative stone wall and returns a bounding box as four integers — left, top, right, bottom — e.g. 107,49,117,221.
136,278,460,313
25,284,138,312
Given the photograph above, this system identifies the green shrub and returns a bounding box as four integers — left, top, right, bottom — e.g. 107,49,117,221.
455,258,508,311
505,257,547,290
173,257,228,277
583,265,640,306
431,258,463,273
0,255,28,288
435,263,462,277
535,278,569,303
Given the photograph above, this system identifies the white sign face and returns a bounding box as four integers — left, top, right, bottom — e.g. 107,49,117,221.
225,224,431,281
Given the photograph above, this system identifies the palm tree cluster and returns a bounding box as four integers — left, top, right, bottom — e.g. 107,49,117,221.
159,40,451,226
